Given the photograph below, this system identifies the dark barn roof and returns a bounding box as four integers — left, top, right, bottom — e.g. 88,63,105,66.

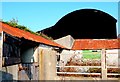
39,9,117,39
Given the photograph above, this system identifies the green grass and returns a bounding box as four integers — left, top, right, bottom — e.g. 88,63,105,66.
82,50,101,59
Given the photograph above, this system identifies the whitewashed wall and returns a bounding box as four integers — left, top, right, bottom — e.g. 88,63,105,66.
60,49,120,66
60,50,83,65
106,49,120,66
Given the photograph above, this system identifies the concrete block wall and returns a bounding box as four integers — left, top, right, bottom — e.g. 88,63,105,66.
39,48,57,80
54,35,75,49
2,65,18,80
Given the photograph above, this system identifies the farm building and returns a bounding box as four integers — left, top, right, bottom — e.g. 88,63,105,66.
0,8,120,81
0,22,65,80
39,9,120,80
54,35,120,77
40,9,117,39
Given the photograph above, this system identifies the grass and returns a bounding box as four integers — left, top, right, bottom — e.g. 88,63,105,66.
82,50,101,59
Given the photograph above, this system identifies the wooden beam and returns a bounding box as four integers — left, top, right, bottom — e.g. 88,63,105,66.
0,31,3,81
56,66,101,68
56,72,101,75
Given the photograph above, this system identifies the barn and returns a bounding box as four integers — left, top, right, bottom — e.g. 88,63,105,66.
0,8,120,80
39,9,117,39
39,9,120,79
0,22,65,80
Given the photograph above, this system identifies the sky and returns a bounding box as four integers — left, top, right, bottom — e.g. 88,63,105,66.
1,2,119,35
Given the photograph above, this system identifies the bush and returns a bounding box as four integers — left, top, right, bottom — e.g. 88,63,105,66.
1,20,53,40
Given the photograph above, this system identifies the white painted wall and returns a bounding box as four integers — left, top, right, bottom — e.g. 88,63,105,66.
60,50,83,66
106,49,120,66
60,49,120,67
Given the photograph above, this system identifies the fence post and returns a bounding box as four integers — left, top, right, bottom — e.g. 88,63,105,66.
101,49,107,80
0,31,3,82
38,49,44,80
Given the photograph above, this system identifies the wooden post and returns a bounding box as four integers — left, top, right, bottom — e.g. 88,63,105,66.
101,49,107,80
0,31,3,82
38,49,44,80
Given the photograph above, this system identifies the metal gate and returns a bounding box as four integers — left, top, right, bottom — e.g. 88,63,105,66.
56,49,120,79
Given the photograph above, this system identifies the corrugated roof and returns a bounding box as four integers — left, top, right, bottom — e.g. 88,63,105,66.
72,39,120,50
0,22,65,48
